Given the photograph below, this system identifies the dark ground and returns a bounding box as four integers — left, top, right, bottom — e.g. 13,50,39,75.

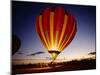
12,58,96,74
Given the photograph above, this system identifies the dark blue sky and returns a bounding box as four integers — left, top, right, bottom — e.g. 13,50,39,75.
12,1,96,60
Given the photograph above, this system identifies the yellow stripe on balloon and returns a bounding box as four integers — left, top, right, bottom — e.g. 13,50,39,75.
50,12,54,49
60,22,75,50
57,15,68,50
39,15,49,49
54,31,59,50
45,31,50,49
59,34,68,50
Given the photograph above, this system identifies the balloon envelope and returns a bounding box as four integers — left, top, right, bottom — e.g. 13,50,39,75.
36,7,77,60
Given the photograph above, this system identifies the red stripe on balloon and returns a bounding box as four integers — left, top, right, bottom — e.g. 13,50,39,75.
36,16,47,48
60,14,75,49
54,7,65,42
42,8,51,45
62,23,77,50
42,8,50,31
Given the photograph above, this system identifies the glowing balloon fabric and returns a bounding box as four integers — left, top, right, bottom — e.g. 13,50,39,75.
36,7,77,60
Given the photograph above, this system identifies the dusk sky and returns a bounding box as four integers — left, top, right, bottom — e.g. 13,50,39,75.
12,1,96,62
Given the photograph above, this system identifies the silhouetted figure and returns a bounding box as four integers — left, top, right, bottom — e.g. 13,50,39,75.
12,34,21,55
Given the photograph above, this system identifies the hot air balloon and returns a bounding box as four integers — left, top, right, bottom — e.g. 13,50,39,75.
36,7,77,60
